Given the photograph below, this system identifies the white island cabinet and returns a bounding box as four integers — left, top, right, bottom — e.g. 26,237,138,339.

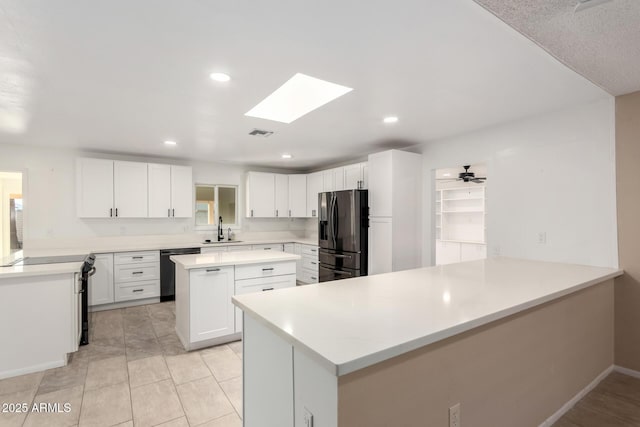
233,258,622,427
171,250,299,351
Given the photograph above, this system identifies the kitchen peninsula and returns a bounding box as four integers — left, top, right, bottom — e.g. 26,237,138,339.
170,250,300,350
233,257,622,427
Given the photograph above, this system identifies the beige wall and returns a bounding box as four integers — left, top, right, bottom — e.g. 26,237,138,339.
338,280,614,427
615,91,640,370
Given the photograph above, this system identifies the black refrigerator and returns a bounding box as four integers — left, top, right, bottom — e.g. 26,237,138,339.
318,190,368,282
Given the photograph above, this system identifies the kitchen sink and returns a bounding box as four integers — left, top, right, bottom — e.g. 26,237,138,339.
202,240,243,244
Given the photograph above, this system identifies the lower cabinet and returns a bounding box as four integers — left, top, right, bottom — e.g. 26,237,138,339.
89,253,114,306
189,266,236,343
296,244,319,284
435,241,487,265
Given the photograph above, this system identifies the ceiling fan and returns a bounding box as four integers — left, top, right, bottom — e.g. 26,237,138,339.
437,165,487,184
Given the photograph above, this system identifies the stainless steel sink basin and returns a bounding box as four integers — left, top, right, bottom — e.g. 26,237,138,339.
202,240,243,244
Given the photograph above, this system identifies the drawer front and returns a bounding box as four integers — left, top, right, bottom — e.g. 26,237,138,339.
235,274,296,295
201,246,228,254
252,244,284,252
115,280,160,301
300,245,319,257
299,269,319,284
114,263,160,283
114,251,160,265
302,256,319,271
228,245,253,252
235,261,296,280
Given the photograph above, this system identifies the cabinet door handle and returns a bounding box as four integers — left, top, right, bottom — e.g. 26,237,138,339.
206,268,221,272
262,287,274,292
110,208,113,217
262,267,274,271
276,210,278,217
132,271,144,275
289,210,291,217
172,209,175,217
251,209,254,217
115,208,119,217
312,209,316,217
132,289,144,293
311,261,317,265
132,256,143,259
310,249,317,253
263,248,271,250
311,276,317,280
168,208,171,217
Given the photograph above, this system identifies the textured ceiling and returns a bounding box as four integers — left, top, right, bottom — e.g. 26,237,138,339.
473,0,640,96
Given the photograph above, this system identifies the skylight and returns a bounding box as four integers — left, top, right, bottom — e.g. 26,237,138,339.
245,73,353,124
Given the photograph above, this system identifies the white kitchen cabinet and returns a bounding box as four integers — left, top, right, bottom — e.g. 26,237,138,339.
252,244,284,252
114,161,148,218
113,250,160,303
246,172,275,218
275,174,289,218
369,217,393,274
147,163,194,218
368,152,394,217
435,241,461,265
460,242,487,262
201,246,228,254
89,253,114,306
76,158,114,218
306,172,323,218
148,163,172,218
344,162,368,190
288,175,307,218
332,167,345,191
297,244,319,284
322,170,334,192
170,165,193,218
361,162,368,189
228,244,253,252
283,243,295,254
189,266,236,343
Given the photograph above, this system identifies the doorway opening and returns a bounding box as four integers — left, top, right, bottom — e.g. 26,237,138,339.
0,171,23,259
434,163,487,265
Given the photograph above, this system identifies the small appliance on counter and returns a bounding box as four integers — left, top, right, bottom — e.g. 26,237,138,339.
318,189,368,282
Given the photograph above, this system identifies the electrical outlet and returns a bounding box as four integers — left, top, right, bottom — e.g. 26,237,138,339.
304,407,314,427
449,403,460,427
538,231,547,244
492,245,501,256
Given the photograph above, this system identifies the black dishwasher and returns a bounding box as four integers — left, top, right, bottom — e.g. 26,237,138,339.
160,247,200,301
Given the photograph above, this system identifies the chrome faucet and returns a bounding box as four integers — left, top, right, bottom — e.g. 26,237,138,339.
227,227,232,241
217,216,224,241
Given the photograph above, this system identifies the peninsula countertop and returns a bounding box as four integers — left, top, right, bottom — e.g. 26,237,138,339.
232,257,623,376
170,250,301,269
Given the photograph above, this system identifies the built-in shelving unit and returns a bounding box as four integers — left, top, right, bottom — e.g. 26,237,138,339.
435,185,487,265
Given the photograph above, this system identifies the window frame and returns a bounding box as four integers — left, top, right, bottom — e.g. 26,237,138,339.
194,184,239,230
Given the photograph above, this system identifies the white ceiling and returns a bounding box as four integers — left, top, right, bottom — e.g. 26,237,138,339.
473,0,640,96
0,0,609,170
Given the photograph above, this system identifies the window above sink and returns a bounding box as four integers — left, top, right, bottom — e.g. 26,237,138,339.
195,184,238,230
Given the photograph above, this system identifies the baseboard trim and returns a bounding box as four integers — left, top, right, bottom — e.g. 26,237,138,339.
613,365,640,379
539,364,614,427
0,358,66,380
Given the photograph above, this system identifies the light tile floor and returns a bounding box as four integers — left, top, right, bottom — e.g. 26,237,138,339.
0,302,243,427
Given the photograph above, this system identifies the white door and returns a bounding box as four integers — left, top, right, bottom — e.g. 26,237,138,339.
89,254,115,306
306,172,323,218
171,165,193,218
247,172,275,217
368,151,393,217
369,217,393,275
343,164,361,189
114,161,148,218
189,266,235,343
148,163,172,218
332,167,345,191
274,174,289,219
76,158,114,218
322,170,334,192
288,175,307,218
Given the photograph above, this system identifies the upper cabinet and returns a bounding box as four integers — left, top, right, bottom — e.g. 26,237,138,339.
274,174,289,218
288,175,307,218
332,167,345,191
343,162,368,190
114,161,148,218
77,158,192,219
148,164,193,218
246,172,275,218
306,172,323,218
76,158,115,218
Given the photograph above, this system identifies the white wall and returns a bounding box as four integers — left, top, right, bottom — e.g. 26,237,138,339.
421,98,618,268
0,143,310,246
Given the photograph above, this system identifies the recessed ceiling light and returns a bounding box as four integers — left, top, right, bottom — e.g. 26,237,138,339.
443,173,451,177
281,153,293,159
210,72,231,82
164,140,177,146
383,116,399,124
245,73,353,124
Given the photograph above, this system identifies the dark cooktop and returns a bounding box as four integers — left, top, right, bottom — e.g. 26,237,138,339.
14,255,88,266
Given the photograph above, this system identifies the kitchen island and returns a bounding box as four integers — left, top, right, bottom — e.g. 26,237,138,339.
0,260,84,379
170,250,300,350
233,257,622,427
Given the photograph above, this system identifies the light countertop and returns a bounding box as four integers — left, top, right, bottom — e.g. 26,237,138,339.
0,262,83,280
171,251,300,269
232,257,622,376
